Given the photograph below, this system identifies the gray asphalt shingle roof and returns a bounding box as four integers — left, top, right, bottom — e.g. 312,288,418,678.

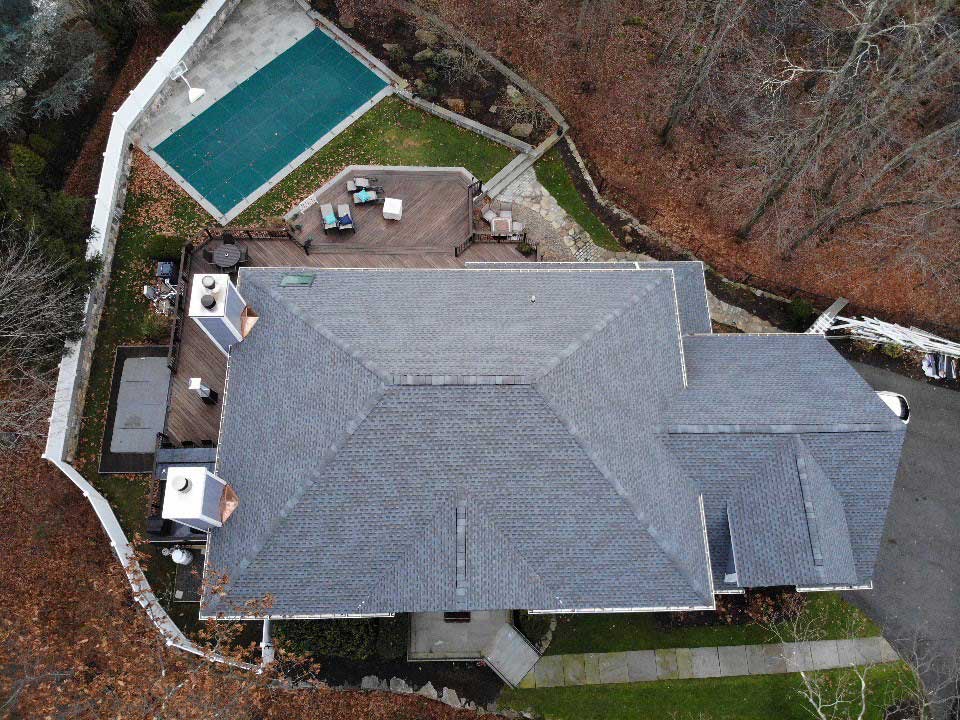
203,265,903,617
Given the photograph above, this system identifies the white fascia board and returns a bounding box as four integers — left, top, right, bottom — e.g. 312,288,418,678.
796,582,873,592
201,611,396,621
527,604,716,615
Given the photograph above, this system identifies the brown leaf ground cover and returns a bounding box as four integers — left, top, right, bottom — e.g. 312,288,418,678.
422,0,960,330
64,28,180,207
0,446,481,719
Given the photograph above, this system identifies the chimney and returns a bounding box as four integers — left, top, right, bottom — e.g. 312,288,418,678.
188,274,256,355
161,467,239,532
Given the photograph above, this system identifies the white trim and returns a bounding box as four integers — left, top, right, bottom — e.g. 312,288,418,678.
200,611,395,620
527,605,716,614
797,582,873,592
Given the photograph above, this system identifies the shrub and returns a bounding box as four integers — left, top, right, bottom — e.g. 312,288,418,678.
623,16,646,27
28,132,56,158
387,45,406,64
517,240,535,257
743,587,806,626
424,66,440,83
786,297,817,331
418,83,438,100
374,614,409,660
881,343,905,359
10,144,47,184
514,611,551,646
139,312,170,342
276,619,378,660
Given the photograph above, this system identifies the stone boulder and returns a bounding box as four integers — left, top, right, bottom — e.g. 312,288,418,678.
509,122,534,139
439,47,463,62
440,687,461,707
417,681,438,700
360,675,380,690
505,84,522,100
444,98,467,114
389,677,412,694
415,29,439,46
413,48,434,62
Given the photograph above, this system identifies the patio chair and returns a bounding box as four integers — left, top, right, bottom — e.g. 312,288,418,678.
221,233,236,245
320,203,338,234
482,208,498,226
202,247,215,263
336,204,355,233
352,189,383,205
237,246,249,263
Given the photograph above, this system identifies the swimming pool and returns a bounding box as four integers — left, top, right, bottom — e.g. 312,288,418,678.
153,29,388,220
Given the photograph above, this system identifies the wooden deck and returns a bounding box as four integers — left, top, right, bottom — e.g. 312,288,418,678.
164,174,532,446
293,168,474,253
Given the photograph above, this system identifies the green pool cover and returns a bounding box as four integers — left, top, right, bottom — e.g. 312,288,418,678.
154,30,387,217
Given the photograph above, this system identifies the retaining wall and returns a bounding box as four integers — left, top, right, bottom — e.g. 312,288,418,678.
43,0,257,671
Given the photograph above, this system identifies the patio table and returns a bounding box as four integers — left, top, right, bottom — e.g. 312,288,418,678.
490,217,512,236
212,244,241,269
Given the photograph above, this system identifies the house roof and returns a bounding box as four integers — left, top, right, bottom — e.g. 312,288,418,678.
203,265,903,618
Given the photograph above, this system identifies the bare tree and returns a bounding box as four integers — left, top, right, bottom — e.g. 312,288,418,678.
0,223,83,449
659,0,750,145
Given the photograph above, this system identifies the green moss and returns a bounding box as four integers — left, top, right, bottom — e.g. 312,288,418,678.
546,593,880,655
500,665,911,720
534,147,621,252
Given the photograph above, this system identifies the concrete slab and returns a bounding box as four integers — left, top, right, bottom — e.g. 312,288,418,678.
562,654,585,686
854,637,888,664
484,625,540,687
782,642,815,672
534,655,564,688
809,640,842,669
836,639,862,667
517,670,536,689
879,639,900,663
691,647,722,678
409,611,509,660
139,0,315,149
626,650,658,682
718,644,749,676
675,647,695,679
655,649,679,679
746,644,773,675
583,653,602,685
597,652,629,684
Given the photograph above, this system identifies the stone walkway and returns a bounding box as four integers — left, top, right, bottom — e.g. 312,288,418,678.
518,637,899,689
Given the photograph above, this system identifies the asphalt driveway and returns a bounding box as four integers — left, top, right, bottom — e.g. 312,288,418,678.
845,363,960,664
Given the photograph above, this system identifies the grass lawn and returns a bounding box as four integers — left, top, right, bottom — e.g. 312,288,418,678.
75,96,516,532
534,147,621,252
545,593,881,655
233,95,515,224
500,664,911,720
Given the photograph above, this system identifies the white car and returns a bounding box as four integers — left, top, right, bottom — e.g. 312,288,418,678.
876,391,910,424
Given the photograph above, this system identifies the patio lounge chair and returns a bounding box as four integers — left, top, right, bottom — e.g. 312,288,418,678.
352,189,384,205
346,176,379,192
320,203,337,234
336,204,355,232
482,208,498,226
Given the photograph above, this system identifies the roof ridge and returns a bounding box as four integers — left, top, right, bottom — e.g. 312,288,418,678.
531,395,711,601
533,271,673,382
211,286,389,599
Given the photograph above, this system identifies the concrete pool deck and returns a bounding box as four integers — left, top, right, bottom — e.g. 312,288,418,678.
139,0,315,151
138,0,396,223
